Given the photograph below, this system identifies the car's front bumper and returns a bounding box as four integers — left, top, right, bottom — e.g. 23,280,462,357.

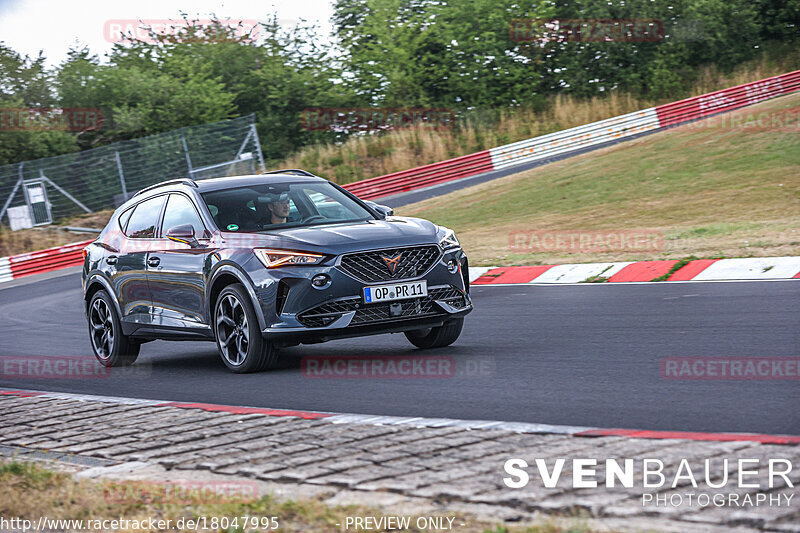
262,306,471,345
245,247,472,345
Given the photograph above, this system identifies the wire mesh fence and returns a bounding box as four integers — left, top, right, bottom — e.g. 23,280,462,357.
0,114,264,229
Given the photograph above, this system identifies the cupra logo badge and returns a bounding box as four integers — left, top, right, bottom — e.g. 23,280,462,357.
381,253,403,275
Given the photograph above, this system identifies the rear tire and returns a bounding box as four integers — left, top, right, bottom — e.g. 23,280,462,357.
404,318,464,349
215,283,279,373
88,290,140,367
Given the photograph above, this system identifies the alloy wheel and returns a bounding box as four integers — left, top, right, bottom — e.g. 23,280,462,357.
89,298,115,359
216,294,249,366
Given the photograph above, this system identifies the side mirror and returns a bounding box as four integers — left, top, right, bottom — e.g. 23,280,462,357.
166,224,200,248
364,200,394,219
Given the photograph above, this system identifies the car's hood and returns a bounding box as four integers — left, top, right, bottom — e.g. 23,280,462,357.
219,216,440,255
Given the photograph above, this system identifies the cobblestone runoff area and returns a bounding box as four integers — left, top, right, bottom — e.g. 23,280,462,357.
1,393,798,532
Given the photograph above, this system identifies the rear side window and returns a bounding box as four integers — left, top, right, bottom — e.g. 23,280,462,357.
125,195,165,239
118,207,134,231
161,194,205,236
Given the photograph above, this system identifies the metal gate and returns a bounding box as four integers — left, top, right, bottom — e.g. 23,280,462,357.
23,180,52,225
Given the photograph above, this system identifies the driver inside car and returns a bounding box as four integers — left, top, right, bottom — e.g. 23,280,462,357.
262,192,293,225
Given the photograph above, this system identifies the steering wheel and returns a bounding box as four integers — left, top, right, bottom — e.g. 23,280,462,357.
302,215,326,223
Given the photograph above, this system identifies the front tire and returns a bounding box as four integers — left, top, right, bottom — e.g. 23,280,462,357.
215,284,279,373
88,290,139,367
404,318,464,349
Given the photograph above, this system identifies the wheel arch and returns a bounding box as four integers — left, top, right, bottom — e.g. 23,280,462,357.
84,274,123,319
207,263,267,331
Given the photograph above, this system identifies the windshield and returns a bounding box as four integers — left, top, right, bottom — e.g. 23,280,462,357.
201,181,374,233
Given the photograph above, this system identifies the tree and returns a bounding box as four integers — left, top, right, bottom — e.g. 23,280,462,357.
0,44,77,165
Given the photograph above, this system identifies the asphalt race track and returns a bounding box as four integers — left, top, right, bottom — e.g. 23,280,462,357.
1,271,798,435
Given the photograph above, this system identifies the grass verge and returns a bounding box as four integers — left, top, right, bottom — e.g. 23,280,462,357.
0,460,596,533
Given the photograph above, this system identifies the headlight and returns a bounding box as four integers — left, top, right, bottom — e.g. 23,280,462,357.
437,226,460,251
254,249,324,268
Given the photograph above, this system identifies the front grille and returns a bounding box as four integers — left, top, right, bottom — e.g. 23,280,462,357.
339,245,441,283
297,285,466,328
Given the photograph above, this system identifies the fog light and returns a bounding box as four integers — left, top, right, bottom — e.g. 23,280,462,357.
312,274,331,288
447,259,458,274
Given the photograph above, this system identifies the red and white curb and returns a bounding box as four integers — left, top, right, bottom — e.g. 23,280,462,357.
2,389,798,445
0,240,91,285
3,243,798,288
468,257,800,285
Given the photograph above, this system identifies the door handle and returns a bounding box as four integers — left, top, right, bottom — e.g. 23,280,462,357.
106,256,118,265
147,257,161,267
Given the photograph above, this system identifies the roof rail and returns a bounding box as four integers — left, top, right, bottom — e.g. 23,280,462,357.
260,169,318,177
133,178,198,197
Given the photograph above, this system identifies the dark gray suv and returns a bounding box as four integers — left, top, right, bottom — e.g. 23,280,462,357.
82,170,472,372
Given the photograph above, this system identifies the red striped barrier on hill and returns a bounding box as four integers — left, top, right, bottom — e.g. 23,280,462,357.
343,70,800,200
343,150,494,199
0,240,91,283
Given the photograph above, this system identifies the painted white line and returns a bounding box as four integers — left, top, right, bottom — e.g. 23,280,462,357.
23,391,170,406
531,262,632,283
324,413,593,434
692,257,800,281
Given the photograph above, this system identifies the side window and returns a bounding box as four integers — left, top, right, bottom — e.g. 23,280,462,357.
161,194,206,237
304,188,354,219
125,195,165,239
118,207,134,231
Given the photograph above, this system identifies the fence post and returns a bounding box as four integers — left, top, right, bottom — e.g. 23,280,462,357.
180,130,194,178
249,120,265,171
114,150,128,198
0,163,24,223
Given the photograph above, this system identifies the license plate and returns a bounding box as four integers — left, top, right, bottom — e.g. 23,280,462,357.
363,281,427,304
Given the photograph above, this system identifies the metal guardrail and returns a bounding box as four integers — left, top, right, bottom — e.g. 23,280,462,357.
0,240,92,282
